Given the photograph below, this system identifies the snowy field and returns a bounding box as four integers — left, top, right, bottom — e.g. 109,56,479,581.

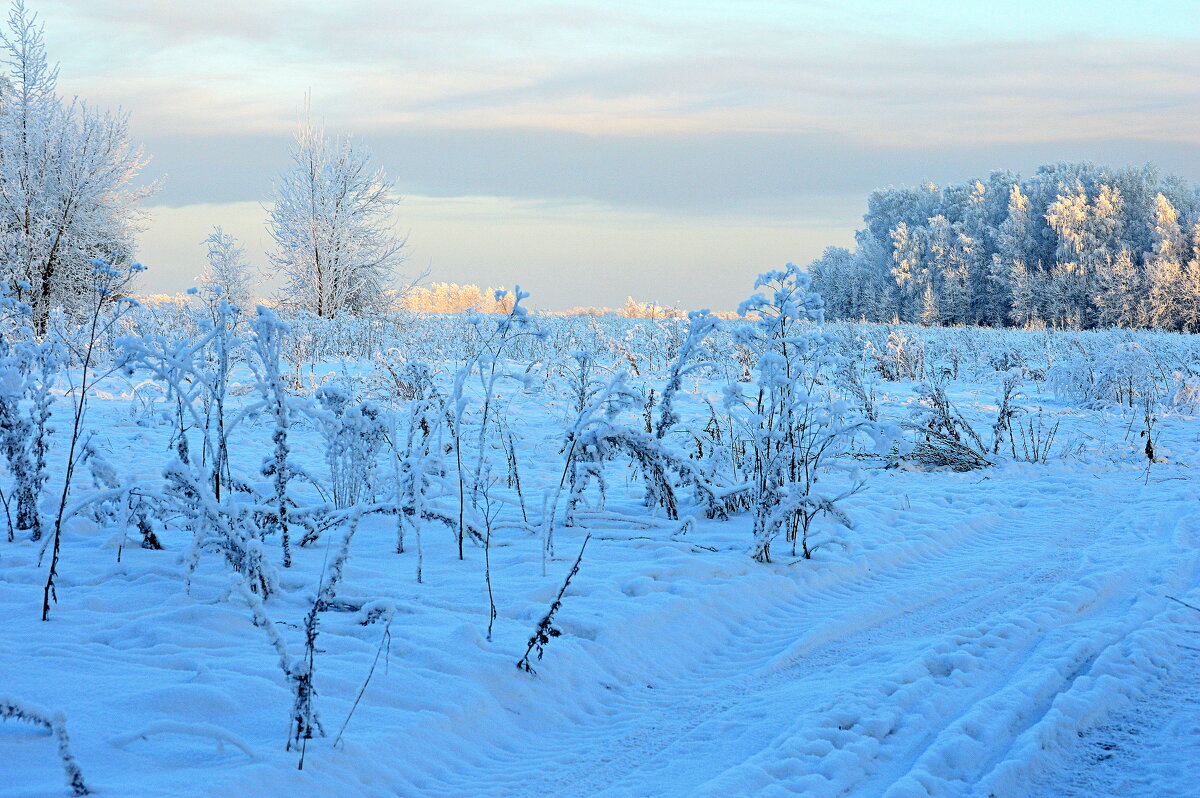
3,276,1200,797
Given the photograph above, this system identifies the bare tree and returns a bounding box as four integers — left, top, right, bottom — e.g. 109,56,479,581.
268,110,406,317
0,0,153,332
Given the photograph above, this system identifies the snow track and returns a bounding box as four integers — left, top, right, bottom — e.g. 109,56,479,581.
402,476,1200,797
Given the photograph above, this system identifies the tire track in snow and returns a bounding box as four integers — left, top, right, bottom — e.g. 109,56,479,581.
417,502,1062,795
684,494,1170,798
689,500,1200,798
409,476,1175,797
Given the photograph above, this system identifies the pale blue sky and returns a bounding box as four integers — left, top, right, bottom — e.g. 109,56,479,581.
33,0,1200,309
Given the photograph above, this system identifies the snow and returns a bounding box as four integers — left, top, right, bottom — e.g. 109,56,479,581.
3,316,1200,797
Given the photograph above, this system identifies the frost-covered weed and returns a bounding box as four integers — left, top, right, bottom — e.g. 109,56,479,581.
447,286,544,559
867,329,925,381
0,313,58,542
730,264,901,561
122,297,278,593
517,533,591,675
314,382,386,509
41,260,142,621
0,697,89,795
249,307,300,568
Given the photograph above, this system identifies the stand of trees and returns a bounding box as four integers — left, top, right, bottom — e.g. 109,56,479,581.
809,162,1200,331
399,282,514,314
0,1,153,332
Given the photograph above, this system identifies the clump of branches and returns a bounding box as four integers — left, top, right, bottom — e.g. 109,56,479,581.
1012,412,1060,464
989,368,1025,455
904,382,992,471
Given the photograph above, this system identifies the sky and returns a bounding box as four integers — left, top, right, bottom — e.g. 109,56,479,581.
31,0,1200,310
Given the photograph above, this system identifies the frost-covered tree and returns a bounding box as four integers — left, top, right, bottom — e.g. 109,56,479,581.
197,226,255,309
808,246,860,320
809,162,1200,331
1145,193,1186,328
268,114,406,317
993,184,1038,326
1094,249,1143,328
1181,223,1200,332
925,215,975,326
890,222,928,322
1045,182,1094,328
0,1,153,332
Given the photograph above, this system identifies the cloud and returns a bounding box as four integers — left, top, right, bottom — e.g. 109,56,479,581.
37,0,1200,145
142,125,1200,213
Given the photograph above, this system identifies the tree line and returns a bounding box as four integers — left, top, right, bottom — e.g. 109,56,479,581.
808,162,1200,331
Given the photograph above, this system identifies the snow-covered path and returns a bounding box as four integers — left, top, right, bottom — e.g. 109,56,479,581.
402,476,1200,797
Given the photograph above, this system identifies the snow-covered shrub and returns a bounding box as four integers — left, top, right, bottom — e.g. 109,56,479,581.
366,350,436,403
0,308,58,542
867,328,926,382
729,264,899,562
313,382,386,509
1167,370,1200,415
1101,342,1165,407
1049,341,1164,408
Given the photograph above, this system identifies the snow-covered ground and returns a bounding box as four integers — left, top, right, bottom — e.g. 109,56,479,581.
3,317,1200,797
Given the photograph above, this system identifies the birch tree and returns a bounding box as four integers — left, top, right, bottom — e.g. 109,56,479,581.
268,115,405,317
0,0,153,332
